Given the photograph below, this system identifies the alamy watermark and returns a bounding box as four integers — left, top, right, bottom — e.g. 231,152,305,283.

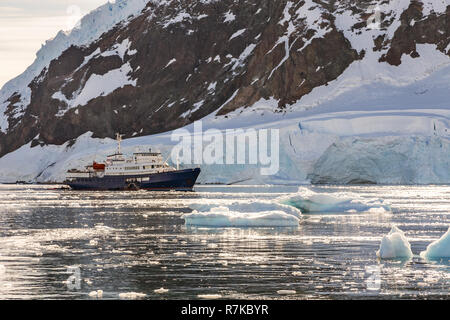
170,121,280,175
66,266,81,290
365,265,381,291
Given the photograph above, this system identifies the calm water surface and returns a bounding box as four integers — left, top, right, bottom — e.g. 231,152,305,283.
0,184,448,299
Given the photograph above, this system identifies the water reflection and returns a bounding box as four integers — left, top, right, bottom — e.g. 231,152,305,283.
0,184,448,299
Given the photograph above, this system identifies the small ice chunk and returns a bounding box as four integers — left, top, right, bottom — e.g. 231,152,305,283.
88,290,103,298
119,292,147,299
197,294,222,299
223,10,235,23
420,227,450,259
154,287,169,294
376,226,413,259
277,290,296,295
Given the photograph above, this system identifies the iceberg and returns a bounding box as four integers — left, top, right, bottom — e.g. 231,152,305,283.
182,206,300,228
376,226,413,260
280,187,391,213
420,227,450,260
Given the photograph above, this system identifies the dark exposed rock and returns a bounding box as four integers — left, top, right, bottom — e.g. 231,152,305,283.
380,1,449,65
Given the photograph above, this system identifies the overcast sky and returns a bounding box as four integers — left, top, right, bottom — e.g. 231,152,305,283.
0,0,109,88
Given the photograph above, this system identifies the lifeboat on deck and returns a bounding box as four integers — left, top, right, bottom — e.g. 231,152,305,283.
93,162,106,170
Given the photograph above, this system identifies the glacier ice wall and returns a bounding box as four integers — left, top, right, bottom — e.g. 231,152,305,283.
309,135,450,185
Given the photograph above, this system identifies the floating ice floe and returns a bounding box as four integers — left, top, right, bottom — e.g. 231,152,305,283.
420,227,450,260
376,226,413,260
280,187,391,214
183,206,300,228
189,200,302,218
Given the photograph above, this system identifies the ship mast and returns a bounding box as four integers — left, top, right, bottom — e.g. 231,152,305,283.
116,133,123,155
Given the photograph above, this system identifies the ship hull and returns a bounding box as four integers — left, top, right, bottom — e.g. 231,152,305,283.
65,168,201,191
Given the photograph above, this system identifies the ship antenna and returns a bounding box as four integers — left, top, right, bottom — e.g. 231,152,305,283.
116,133,123,154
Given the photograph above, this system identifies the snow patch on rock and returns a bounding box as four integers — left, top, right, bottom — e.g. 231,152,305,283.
52,62,136,114
309,135,450,185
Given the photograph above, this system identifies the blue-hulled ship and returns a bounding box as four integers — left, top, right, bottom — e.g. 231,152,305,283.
65,134,200,191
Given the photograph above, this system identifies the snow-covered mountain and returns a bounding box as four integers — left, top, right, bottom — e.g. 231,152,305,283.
0,0,449,184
